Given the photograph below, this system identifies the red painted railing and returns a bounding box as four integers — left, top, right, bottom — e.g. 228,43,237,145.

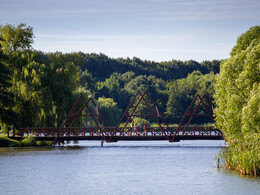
12,126,222,139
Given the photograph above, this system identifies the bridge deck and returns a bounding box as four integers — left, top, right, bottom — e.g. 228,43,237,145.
11,135,224,142
9,126,224,142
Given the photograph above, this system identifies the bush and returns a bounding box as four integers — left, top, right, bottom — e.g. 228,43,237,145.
36,141,53,146
20,134,37,146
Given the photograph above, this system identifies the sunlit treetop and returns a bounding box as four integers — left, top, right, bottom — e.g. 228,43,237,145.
0,23,34,54
230,25,260,57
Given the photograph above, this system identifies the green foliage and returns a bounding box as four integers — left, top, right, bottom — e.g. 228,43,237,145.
131,117,150,127
70,52,220,82
223,137,260,175
214,25,260,176
0,24,83,128
45,52,81,126
0,23,34,53
230,26,260,57
0,135,53,147
97,97,122,126
20,134,37,146
36,141,52,146
0,23,220,134
96,71,135,109
97,72,168,119
0,43,17,126
241,84,260,135
166,71,216,123
80,69,96,93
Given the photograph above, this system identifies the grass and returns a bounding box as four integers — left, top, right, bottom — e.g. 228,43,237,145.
0,134,52,147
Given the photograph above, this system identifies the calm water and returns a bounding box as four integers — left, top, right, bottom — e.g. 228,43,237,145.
0,140,259,195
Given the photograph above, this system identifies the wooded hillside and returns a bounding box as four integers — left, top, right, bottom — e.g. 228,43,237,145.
0,23,220,130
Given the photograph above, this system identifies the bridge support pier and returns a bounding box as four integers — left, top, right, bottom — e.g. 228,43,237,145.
101,139,104,147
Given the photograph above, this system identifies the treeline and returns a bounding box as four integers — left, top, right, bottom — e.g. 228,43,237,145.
65,52,220,81
0,23,220,131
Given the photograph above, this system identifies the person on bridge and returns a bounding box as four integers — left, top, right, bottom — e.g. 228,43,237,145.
134,122,138,136
129,121,134,136
142,122,147,135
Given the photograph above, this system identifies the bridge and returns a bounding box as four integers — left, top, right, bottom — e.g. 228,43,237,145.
10,126,223,142
9,91,224,144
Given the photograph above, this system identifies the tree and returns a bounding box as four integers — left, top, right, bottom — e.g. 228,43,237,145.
0,24,38,128
165,81,186,123
0,43,16,129
0,23,222,133
0,23,34,54
214,25,260,175
124,75,167,123
96,71,135,109
0,24,82,128
80,69,96,93
45,52,80,127
214,26,260,140
165,71,215,124
97,97,122,126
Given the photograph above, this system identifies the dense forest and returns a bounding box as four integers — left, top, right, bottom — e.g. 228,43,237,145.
0,23,220,130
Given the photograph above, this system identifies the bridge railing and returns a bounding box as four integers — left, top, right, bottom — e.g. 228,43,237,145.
113,126,222,136
177,126,222,136
14,127,112,137
13,126,222,138
13,127,59,137
114,127,172,136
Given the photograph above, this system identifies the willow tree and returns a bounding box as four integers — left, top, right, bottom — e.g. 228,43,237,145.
0,43,17,130
0,23,38,128
214,26,260,175
0,24,82,128
97,97,122,127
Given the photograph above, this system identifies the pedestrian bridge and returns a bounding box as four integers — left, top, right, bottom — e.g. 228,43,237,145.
9,91,224,143
11,126,223,142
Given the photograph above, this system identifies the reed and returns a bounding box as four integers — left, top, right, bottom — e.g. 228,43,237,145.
222,136,260,176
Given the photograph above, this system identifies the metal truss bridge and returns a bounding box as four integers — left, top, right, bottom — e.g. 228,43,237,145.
9,91,224,143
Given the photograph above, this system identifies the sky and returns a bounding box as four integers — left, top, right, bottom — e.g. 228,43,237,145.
1,0,260,62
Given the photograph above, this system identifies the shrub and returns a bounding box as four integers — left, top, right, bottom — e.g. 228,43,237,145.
20,134,37,146
36,141,52,146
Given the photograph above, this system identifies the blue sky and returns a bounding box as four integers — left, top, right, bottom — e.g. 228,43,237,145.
1,0,259,62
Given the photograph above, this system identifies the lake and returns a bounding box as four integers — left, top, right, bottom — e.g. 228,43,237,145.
0,140,259,195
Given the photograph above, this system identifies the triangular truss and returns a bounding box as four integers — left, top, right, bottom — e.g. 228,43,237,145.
172,94,215,141
109,91,169,141
54,95,109,143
